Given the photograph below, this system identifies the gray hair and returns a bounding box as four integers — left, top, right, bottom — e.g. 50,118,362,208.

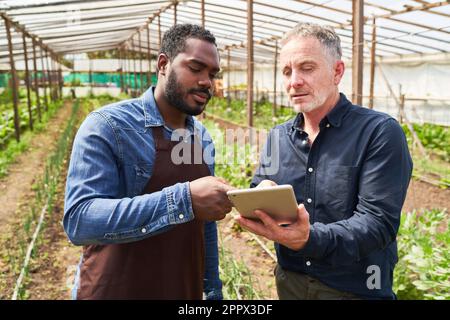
281,22,342,61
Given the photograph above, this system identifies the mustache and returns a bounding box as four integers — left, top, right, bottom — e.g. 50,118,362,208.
188,88,212,99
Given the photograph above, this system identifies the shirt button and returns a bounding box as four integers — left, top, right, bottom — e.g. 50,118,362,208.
308,167,313,173
179,214,184,220
141,228,147,233
306,261,311,266
302,140,308,145
326,123,330,128
307,198,312,203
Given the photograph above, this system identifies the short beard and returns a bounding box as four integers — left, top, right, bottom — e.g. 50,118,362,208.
293,90,328,113
164,70,209,116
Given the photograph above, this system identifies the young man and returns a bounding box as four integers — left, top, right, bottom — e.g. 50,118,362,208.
236,23,413,300
64,24,234,299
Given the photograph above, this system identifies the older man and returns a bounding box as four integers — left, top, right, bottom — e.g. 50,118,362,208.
236,22,412,300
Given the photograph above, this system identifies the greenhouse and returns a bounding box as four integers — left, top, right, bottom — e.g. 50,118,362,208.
0,0,448,302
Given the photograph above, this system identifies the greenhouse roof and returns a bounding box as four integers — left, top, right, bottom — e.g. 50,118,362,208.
0,0,449,68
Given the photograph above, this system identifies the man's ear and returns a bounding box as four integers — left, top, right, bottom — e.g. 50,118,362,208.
157,53,169,76
333,60,345,85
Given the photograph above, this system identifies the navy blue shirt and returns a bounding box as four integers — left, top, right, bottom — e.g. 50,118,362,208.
251,93,413,299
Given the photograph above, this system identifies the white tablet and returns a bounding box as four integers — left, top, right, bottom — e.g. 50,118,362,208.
227,184,298,223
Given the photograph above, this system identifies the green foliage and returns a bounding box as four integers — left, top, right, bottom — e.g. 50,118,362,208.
202,119,257,188
402,123,450,161
219,237,262,300
207,97,296,129
394,209,449,300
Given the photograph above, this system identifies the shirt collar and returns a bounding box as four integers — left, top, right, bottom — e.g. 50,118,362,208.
323,93,352,128
291,92,351,132
141,86,195,131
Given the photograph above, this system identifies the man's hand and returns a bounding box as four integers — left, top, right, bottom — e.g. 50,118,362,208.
235,204,310,251
256,179,278,188
189,176,235,221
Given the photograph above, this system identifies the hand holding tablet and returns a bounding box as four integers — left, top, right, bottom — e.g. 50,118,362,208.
226,184,298,224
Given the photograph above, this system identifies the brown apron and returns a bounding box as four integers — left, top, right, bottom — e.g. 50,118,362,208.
77,126,211,299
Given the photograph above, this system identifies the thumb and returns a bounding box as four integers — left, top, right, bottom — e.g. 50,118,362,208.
297,203,309,223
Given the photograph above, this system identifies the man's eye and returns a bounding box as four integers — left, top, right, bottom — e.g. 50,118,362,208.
189,66,200,72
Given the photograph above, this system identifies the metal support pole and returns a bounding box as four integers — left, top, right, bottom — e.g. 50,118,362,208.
247,0,254,128
369,18,376,109
22,33,33,130
352,0,364,106
4,17,21,142
32,38,41,122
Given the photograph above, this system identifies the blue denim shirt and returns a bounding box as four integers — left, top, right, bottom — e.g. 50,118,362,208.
64,87,222,299
251,93,413,299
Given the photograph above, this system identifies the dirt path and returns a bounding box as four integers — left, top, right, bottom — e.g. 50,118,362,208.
403,179,449,213
0,100,73,228
25,162,81,300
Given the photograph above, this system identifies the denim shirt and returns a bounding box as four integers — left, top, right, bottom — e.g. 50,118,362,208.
251,93,413,299
64,87,222,299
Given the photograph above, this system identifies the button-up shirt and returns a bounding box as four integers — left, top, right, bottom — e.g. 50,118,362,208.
64,87,222,299
251,93,413,299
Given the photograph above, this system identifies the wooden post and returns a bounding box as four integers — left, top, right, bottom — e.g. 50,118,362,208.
4,17,21,142
89,59,93,94
158,15,161,48
147,26,152,87
273,39,278,117
32,38,41,122
119,48,124,93
247,0,254,128
227,48,231,110
45,50,54,101
40,46,48,111
139,31,143,94
22,33,33,130
352,0,364,106
51,56,59,100
126,46,132,91
399,94,405,124
369,18,376,109
201,0,205,27
174,1,177,25
58,63,63,99
132,39,138,95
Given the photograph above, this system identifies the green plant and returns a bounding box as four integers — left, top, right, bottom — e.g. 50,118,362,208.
394,209,449,300
219,234,262,300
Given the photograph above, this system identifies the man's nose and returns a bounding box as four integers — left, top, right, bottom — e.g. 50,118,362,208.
198,74,213,89
289,70,305,89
